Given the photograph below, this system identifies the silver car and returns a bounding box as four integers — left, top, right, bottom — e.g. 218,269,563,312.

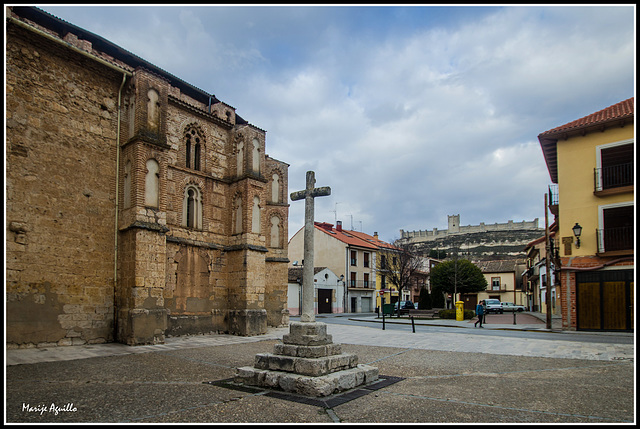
501,302,525,312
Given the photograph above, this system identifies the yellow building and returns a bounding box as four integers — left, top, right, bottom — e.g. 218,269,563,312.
471,260,527,311
538,97,634,331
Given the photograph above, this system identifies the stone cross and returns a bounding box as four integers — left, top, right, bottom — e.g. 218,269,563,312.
290,171,331,322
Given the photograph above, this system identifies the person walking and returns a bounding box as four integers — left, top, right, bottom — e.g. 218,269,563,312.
474,300,485,328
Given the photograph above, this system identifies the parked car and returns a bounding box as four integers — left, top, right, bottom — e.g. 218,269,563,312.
484,299,503,314
397,301,415,310
501,302,525,312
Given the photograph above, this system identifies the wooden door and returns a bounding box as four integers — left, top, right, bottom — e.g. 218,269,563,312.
318,289,332,314
577,281,601,330
603,280,626,330
577,270,633,331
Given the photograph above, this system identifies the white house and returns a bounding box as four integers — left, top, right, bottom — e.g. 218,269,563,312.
287,267,345,316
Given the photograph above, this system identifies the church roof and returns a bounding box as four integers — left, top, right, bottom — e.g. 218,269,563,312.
8,6,263,131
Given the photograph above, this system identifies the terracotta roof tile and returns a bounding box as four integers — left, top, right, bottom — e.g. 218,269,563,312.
313,222,385,250
538,97,634,183
539,97,634,137
475,259,523,273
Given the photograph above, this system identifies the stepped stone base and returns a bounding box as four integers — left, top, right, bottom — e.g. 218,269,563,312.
235,321,379,397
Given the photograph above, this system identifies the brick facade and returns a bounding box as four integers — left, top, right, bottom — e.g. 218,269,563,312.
6,7,289,347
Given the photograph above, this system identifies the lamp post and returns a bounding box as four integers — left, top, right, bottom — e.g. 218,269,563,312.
572,223,582,248
545,194,552,329
339,274,345,314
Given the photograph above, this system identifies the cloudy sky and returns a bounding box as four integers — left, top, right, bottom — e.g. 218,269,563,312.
37,4,635,242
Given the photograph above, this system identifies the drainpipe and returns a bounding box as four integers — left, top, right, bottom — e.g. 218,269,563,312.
114,73,127,338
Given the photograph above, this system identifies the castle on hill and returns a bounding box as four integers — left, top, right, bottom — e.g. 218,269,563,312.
400,215,543,261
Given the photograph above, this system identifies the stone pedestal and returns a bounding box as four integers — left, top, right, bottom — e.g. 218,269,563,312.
235,322,378,397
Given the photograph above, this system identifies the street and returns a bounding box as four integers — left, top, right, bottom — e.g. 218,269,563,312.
303,313,635,345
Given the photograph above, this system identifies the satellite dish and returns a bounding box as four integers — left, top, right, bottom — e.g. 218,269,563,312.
292,261,298,266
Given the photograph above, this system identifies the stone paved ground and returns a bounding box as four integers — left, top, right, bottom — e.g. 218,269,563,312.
5,322,635,424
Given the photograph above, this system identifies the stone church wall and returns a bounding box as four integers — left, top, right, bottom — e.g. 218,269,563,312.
6,7,289,347
6,22,122,346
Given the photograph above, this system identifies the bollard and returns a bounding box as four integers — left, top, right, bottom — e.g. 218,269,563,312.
513,312,517,325
382,309,385,330
411,316,415,333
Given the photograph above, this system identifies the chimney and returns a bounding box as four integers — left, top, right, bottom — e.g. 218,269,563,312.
374,232,378,240
336,221,342,232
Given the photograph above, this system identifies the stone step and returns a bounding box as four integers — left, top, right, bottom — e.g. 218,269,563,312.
235,364,379,397
273,343,342,358
254,352,358,377
282,321,333,346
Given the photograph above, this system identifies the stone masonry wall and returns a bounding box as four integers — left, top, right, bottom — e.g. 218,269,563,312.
6,23,122,347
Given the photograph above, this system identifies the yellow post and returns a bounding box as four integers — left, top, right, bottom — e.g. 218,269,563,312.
455,301,464,321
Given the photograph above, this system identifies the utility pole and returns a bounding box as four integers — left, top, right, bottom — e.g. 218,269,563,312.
544,193,553,329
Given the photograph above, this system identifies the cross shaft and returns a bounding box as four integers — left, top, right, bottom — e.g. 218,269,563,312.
290,171,331,322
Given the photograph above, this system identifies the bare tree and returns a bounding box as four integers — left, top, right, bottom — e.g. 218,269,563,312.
376,239,422,317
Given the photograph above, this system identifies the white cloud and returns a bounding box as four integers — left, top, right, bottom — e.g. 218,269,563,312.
38,5,634,242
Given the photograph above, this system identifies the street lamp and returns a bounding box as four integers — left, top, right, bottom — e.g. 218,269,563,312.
339,274,345,314
572,223,582,248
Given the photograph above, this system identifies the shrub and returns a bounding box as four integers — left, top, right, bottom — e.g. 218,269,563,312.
438,309,475,320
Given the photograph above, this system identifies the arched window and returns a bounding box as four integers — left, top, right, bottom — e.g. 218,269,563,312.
234,195,243,234
270,216,281,248
145,159,159,208
127,98,135,139
271,173,280,203
123,160,132,208
252,138,260,174
185,126,203,171
186,189,195,227
251,196,261,234
182,185,202,229
147,89,159,132
236,141,244,176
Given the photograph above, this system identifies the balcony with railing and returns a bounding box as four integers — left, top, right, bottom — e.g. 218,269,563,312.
548,184,559,216
594,163,634,195
596,226,634,255
489,284,508,292
349,280,375,289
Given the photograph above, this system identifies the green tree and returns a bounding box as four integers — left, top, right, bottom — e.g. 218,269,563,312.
377,240,422,317
432,287,445,308
430,259,487,305
418,287,432,310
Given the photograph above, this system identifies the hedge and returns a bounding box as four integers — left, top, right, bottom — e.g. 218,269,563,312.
438,309,476,320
